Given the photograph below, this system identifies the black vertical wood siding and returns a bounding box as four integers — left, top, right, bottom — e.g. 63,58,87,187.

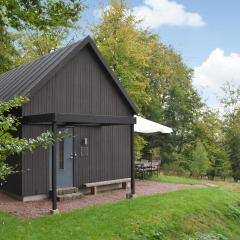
1,154,22,196
74,125,131,186
19,45,133,196
22,125,50,196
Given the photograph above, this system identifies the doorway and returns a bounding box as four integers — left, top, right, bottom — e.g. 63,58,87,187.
56,127,74,188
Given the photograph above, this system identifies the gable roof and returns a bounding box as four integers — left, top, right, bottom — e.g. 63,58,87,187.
0,36,137,114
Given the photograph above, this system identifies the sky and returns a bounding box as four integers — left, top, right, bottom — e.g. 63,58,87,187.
81,0,240,109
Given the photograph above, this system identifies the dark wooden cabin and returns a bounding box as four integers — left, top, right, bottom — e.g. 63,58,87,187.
0,36,136,207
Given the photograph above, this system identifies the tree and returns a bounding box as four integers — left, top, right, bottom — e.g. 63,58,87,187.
221,82,240,181
0,0,84,72
91,0,154,159
190,142,209,178
0,26,20,73
0,97,53,180
17,26,79,65
135,134,147,160
224,111,240,181
91,0,151,112
141,34,203,166
91,0,204,163
190,107,231,180
0,0,83,31
214,146,231,180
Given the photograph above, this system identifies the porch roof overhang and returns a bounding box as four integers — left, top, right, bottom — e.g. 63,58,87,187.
23,113,136,212
22,113,136,126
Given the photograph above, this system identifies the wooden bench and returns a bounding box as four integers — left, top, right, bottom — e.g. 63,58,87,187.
83,178,131,195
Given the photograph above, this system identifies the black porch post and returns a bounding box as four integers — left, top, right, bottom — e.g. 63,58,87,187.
130,124,135,195
51,121,58,212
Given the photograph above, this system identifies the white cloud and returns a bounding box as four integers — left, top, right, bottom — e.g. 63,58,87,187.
132,0,205,29
193,48,240,107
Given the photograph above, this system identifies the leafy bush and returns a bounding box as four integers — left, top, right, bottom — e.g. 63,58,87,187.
225,204,240,220
136,223,165,240
186,233,228,240
0,97,62,180
135,134,147,160
151,147,161,160
163,162,190,177
190,142,209,177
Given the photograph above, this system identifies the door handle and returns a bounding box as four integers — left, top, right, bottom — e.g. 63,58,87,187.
70,153,77,159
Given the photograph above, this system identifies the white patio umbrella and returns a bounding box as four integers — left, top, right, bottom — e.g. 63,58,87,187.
134,115,173,134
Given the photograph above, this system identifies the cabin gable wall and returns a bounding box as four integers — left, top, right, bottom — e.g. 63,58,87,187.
22,45,133,116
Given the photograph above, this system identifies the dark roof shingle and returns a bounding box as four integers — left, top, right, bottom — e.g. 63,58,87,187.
0,41,79,101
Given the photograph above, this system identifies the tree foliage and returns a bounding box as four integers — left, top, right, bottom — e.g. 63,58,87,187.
0,0,84,73
0,97,53,180
145,47,203,165
0,0,83,31
190,142,209,177
0,26,20,73
135,135,147,161
91,0,234,180
91,0,203,164
16,26,78,65
91,0,151,112
221,83,240,181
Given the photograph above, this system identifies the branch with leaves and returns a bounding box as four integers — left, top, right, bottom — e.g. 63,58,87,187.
0,97,54,180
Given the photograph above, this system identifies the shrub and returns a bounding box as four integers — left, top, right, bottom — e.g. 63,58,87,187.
163,162,190,177
135,134,147,160
190,142,209,177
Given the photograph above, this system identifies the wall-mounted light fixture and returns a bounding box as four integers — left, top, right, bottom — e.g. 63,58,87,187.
82,137,88,145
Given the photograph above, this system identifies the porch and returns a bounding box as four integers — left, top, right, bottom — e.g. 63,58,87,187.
23,113,136,212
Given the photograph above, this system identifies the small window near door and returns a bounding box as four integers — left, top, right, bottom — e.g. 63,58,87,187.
59,141,64,169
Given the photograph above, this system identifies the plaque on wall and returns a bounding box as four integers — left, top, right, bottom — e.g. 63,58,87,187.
81,146,88,157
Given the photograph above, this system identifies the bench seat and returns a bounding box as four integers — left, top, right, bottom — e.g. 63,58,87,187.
83,178,131,195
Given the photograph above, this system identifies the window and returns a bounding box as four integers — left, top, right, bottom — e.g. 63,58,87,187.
59,141,64,169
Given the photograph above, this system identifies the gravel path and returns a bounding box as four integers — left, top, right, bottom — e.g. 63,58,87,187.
0,180,206,218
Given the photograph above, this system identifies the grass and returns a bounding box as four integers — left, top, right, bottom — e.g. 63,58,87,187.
1,188,240,239
147,174,205,185
208,180,240,191
147,174,240,191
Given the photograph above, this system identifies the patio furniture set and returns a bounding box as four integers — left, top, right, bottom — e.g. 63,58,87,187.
135,159,161,179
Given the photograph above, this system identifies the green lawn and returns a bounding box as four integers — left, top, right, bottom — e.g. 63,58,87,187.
147,174,205,185
148,174,240,192
1,188,240,240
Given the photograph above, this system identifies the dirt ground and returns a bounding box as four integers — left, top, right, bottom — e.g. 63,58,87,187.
0,180,206,218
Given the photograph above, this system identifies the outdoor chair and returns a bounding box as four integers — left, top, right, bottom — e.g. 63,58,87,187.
150,160,161,175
